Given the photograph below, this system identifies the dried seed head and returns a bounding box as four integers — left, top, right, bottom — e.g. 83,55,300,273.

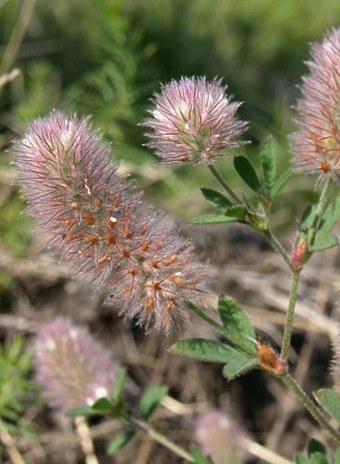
33,318,119,411
290,28,340,177
143,76,248,164
13,112,211,333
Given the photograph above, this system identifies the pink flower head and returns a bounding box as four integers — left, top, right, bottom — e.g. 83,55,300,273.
13,112,210,333
291,28,340,177
143,76,247,164
33,318,119,411
195,410,246,464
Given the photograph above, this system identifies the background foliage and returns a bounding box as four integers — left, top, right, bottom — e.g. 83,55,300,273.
1,0,339,228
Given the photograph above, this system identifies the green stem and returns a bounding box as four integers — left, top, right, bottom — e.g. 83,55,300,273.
184,300,224,332
208,164,242,204
280,178,333,360
130,418,194,462
264,226,291,267
281,373,340,443
280,271,301,360
308,176,333,246
208,164,291,267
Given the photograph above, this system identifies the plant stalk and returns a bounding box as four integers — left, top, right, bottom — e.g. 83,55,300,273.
130,418,194,462
281,373,340,443
280,271,301,360
308,176,333,246
208,164,242,204
264,226,291,266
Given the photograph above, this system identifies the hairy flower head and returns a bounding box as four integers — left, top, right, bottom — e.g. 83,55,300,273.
143,76,247,164
13,112,210,333
290,28,340,177
195,410,246,464
33,318,119,411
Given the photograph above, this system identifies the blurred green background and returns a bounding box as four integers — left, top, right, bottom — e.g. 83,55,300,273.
0,0,339,259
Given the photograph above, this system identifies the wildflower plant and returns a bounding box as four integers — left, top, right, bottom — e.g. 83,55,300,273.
10,28,340,463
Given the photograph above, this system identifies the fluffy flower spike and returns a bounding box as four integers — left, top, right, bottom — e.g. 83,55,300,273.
143,76,248,164
13,112,210,333
33,318,119,411
195,410,246,464
291,28,340,177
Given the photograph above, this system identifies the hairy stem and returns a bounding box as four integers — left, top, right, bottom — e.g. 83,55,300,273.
280,271,301,360
264,226,291,266
308,176,333,246
281,178,334,360
281,373,340,443
208,164,242,203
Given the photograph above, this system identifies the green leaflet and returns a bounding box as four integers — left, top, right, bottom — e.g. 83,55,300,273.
107,430,136,455
218,295,257,354
315,389,340,422
222,352,258,380
233,156,261,192
200,187,232,209
171,338,237,363
192,214,239,224
138,385,168,420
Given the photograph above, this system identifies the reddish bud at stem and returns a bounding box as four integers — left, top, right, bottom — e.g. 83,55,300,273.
256,341,287,375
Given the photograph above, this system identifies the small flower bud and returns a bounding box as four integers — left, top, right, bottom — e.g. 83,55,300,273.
290,28,340,178
290,237,310,271
33,318,119,412
143,76,248,164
